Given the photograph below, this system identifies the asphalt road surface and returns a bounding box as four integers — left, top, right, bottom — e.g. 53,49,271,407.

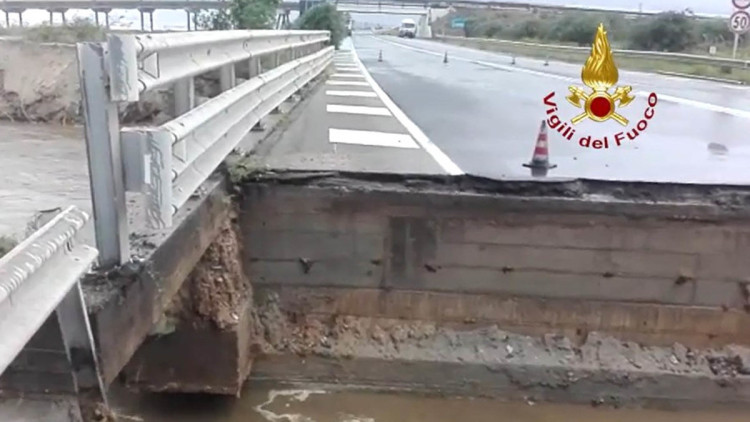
351,34,750,184
254,41,455,175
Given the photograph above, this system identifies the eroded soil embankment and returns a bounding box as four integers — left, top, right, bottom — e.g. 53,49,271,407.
0,39,223,124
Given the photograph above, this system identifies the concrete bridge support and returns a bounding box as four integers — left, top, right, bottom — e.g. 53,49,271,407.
2,9,24,27
93,8,111,28
417,14,432,38
139,8,155,31
47,8,68,25
185,8,193,31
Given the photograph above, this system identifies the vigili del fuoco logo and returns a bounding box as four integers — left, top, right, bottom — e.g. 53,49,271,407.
543,24,658,149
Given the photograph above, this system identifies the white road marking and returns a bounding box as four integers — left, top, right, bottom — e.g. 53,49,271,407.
636,91,750,119
329,128,419,149
327,104,392,116
326,90,378,97
373,36,575,83
332,73,365,78
350,41,464,175
326,80,370,86
335,66,360,70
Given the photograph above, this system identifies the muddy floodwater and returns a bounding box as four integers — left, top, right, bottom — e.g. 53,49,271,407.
0,122,88,239
111,384,750,422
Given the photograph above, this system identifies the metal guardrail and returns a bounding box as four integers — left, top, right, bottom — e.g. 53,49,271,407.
436,35,750,71
0,206,106,404
78,30,332,268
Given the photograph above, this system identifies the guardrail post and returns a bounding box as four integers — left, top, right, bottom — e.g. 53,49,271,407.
250,56,265,131
220,64,236,91
173,78,194,160
56,282,107,407
77,42,129,269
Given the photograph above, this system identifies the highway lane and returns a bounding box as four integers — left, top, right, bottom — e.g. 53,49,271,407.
353,34,750,184
250,43,455,175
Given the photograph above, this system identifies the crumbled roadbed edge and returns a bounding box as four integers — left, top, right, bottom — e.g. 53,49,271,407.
230,169,750,214
249,291,750,410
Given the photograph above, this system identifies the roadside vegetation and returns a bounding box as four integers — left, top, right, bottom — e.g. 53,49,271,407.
0,236,16,259
434,9,750,83
437,9,740,55
296,4,346,48
0,17,105,42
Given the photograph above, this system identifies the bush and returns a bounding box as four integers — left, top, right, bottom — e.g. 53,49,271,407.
699,19,733,44
547,15,601,46
296,4,345,48
195,10,233,30
24,17,104,43
507,19,546,40
0,236,16,259
629,12,698,52
231,0,279,29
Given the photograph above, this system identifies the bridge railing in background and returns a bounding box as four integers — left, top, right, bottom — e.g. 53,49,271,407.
435,35,750,74
0,206,106,406
78,30,332,268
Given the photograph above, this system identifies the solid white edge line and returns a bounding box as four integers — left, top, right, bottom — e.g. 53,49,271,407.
332,73,366,78
350,40,464,175
635,91,750,119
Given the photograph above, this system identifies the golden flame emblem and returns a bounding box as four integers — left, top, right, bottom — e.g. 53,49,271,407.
567,24,634,126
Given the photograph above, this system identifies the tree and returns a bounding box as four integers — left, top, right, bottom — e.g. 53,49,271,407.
629,12,698,52
231,0,279,29
194,0,279,30
546,15,601,46
296,4,346,48
194,9,233,30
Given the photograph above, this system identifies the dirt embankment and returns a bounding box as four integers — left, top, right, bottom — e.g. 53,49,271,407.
0,41,80,123
0,39,224,125
166,220,253,332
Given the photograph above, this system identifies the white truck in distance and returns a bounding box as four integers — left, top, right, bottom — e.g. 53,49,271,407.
398,18,417,38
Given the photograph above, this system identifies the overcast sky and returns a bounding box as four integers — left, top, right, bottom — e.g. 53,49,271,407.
0,0,740,30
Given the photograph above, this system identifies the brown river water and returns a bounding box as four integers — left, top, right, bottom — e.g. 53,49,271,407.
0,122,89,239
112,384,749,422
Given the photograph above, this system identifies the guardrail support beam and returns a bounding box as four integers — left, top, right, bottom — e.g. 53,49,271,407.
78,42,130,269
56,283,108,406
220,64,236,91
173,77,194,161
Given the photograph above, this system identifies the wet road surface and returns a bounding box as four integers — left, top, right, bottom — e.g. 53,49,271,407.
114,385,750,422
354,35,750,184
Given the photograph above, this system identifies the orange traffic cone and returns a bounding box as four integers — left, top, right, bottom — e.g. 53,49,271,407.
523,121,557,170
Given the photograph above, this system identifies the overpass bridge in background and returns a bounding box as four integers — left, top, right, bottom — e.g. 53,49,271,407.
0,0,231,28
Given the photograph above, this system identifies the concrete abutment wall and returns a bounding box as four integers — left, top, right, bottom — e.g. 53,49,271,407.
240,175,750,347
75,173,750,407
